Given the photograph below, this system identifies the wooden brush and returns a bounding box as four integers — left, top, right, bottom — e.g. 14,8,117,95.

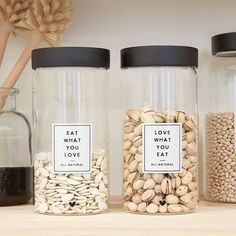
0,0,31,66
0,0,73,108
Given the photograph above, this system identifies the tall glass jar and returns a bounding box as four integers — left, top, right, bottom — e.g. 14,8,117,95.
121,46,199,214
0,88,32,206
32,47,110,215
204,32,236,203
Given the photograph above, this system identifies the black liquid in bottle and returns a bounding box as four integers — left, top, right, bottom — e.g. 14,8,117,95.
0,167,33,206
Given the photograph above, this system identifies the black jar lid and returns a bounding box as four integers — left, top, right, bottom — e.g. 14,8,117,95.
212,32,236,55
120,46,198,68
32,47,110,70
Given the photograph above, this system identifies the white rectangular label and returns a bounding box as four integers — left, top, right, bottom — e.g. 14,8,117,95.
52,124,92,173
142,123,182,173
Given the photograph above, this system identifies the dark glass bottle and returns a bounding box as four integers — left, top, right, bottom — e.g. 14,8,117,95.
0,88,33,206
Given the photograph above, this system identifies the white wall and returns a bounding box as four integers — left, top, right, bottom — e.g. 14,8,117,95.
1,0,236,195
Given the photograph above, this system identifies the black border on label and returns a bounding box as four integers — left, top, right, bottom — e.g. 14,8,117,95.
53,124,92,173
143,123,182,173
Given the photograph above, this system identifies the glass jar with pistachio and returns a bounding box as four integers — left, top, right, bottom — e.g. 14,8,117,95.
121,46,199,214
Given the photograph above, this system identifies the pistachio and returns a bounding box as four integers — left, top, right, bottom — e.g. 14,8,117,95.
127,172,139,183
127,202,138,212
134,153,142,162
181,171,193,185
176,185,188,196
123,140,132,150
124,153,134,165
166,194,179,204
161,178,172,194
152,195,162,205
132,194,142,204
159,204,168,213
177,111,186,123
133,179,144,190
133,124,142,137
146,203,159,213
141,112,155,123
186,143,197,155
182,158,191,169
154,184,162,194
183,120,195,131
152,173,164,184
180,193,192,204
129,146,138,155
133,136,142,147
154,113,166,123
168,204,182,213
186,131,195,143
143,178,155,190
127,132,134,141
128,109,141,124
137,202,146,212
128,160,138,172
141,189,155,202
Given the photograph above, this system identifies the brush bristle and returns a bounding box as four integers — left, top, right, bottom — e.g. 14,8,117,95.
0,0,31,26
16,0,73,45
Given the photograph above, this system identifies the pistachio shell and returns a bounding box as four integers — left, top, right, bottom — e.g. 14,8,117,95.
168,204,182,213
132,194,142,204
166,194,179,204
154,113,165,123
134,124,142,137
186,131,195,143
183,120,195,131
186,143,197,155
141,189,155,202
146,203,159,213
181,171,193,185
133,179,144,190
128,110,141,124
180,193,192,204
143,178,155,190
123,140,132,150
176,185,188,196
152,173,164,184
137,202,146,212
133,136,142,147
177,111,186,123
161,178,172,194
141,113,155,123
127,202,138,211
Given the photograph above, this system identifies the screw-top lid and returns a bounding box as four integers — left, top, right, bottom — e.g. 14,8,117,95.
120,45,198,68
212,32,236,55
32,47,110,70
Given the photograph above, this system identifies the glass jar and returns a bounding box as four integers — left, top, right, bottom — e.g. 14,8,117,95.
204,32,236,203
32,47,110,215
0,88,32,206
121,46,199,214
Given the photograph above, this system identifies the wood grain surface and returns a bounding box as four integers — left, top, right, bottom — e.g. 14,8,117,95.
0,200,235,236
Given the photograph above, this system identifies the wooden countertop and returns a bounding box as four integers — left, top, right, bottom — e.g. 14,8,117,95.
0,200,236,236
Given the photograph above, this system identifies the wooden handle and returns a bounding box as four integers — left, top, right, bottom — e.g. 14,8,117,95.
2,31,42,89
0,22,13,66
0,31,42,109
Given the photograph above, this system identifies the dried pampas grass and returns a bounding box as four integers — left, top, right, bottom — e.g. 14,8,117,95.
0,0,32,66
16,0,73,45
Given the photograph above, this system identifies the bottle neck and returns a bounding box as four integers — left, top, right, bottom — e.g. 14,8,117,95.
2,94,16,111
